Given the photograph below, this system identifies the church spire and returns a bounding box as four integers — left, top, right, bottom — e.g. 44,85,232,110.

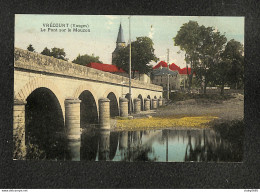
116,23,125,43
112,23,126,64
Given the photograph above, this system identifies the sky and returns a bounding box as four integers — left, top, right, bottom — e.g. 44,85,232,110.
15,15,244,68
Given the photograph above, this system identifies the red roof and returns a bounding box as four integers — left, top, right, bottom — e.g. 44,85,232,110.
87,63,125,73
153,61,168,69
153,61,192,75
169,63,181,71
179,67,191,75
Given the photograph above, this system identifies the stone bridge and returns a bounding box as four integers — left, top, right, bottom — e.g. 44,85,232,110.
13,48,163,160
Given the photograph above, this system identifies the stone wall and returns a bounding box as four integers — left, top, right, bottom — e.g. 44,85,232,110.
14,48,162,92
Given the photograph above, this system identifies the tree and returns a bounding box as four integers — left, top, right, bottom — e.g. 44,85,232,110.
41,47,68,61
41,47,51,56
195,26,227,94
113,36,158,78
174,21,201,91
50,47,67,61
213,39,244,95
72,54,103,66
27,44,35,52
174,21,227,93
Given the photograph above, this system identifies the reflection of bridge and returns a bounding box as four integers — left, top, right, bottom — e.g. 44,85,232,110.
81,130,161,161
13,48,163,160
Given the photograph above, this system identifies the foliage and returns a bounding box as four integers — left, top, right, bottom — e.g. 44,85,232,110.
213,39,244,94
113,36,158,78
174,21,244,95
174,21,227,93
13,126,46,160
173,21,201,90
212,119,244,142
212,119,244,161
41,47,51,56
72,53,103,66
26,138,46,160
41,47,68,61
27,44,35,52
170,92,233,102
195,26,227,93
13,125,26,160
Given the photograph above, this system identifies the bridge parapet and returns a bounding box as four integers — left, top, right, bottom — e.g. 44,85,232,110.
14,48,163,92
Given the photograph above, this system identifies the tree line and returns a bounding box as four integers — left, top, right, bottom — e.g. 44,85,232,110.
174,21,244,94
26,44,102,65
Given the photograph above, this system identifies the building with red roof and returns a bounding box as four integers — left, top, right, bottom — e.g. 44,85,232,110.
87,62,125,73
153,61,191,75
169,63,181,72
152,61,181,90
152,61,194,90
179,67,192,75
86,62,151,83
153,61,168,69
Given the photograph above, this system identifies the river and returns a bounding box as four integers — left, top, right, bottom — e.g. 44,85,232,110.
80,127,243,162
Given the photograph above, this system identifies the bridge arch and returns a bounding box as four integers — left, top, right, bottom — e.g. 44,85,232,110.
79,90,99,127
15,77,65,117
74,85,99,127
107,92,119,117
73,84,98,104
25,87,67,160
103,89,120,103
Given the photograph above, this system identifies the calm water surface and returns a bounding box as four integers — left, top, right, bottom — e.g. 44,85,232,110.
80,128,243,162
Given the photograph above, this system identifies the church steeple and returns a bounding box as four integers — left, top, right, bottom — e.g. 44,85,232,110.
116,23,125,44
112,23,126,64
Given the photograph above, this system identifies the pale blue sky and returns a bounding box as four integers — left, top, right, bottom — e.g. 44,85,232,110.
15,15,244,68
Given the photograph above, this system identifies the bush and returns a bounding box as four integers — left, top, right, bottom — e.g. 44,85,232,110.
170,92,234,102
26,136,46,160
13,125,26,160
212,119,244,143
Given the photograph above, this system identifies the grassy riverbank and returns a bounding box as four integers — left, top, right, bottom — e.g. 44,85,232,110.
114,93,244,131
115,115,218,131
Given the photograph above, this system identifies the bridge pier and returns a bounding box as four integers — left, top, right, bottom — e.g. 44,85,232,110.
152,99,158,109
99,98,111,129
134,98,141,114
119,97,128,117
65,98,81,161
158,98,163,107
144,98,150,111
13,99,27,159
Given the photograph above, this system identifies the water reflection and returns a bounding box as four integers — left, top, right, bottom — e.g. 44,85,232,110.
80,129,98,161
98,130,110,160
80,127,243,162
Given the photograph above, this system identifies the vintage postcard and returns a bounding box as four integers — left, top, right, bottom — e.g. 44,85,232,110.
13,15,244,162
